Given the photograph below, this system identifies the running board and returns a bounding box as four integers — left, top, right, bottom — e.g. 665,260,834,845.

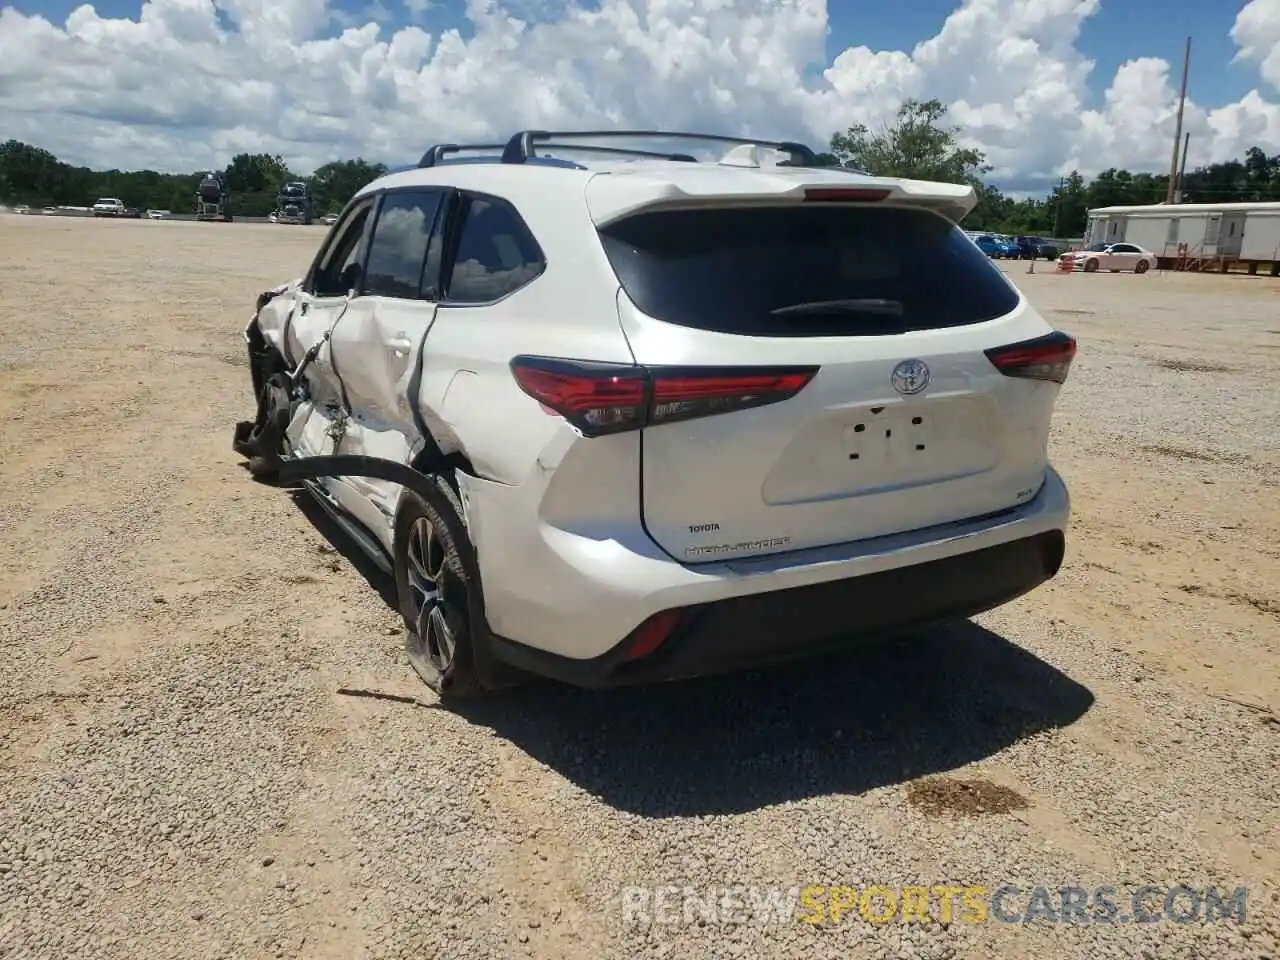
301,478,394,576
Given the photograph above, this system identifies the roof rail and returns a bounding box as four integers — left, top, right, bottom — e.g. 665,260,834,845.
499,130,817,167
417,143,505,168
534,143,699,163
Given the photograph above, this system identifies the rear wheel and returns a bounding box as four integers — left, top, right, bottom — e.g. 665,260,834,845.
393,477,485,700
1134,260,1150,274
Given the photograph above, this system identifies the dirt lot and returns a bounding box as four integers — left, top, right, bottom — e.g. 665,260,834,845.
1,215,1277,960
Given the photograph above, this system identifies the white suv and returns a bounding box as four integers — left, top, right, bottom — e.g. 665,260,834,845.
233,130,1074,699
92,198,125,216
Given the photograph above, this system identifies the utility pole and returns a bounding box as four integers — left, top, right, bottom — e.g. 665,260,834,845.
1052,175,1066,239
1166,36,1191,204
1176,132,1190,202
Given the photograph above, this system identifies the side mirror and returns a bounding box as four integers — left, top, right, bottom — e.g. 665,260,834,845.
339,262,362,294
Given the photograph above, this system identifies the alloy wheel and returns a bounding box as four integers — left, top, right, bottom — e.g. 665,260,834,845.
405,517,457,674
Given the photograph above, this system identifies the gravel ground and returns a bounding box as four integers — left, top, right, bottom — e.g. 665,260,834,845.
1,216,1277,960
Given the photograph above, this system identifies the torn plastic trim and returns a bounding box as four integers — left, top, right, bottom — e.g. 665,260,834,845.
261,455,445,507
252,452,528,693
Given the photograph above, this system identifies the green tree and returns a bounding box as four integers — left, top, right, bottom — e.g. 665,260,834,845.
966,182,1011,230
828,99,991,185
6,136,1280,226
1046,171,1088,237
310,158,389,214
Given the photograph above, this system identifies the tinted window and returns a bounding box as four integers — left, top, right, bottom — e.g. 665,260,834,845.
598,206,1020,337
445,196,545,304
311,201,373,297
363,191,444,299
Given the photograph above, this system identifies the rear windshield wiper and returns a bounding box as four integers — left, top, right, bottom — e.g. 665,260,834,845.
769,298,904,317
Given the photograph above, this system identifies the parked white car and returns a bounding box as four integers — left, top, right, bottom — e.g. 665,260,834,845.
232,130,1075,700
1062,242,1158,274
92,198,126,217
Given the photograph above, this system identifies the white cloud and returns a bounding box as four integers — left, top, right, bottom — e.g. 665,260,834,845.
0,0,1277,188
1232,0,1280,91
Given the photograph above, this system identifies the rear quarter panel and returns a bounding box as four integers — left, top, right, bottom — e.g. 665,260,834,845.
413,174,635,487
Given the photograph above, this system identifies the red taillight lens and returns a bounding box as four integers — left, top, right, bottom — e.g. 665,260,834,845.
985,331,1077,384
650,369,816,426
621,609,683,662
508,357,648,436
804,188,891,202
509,357,818,437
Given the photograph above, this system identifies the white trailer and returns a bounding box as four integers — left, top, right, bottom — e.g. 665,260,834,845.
1240,211,1280,262
1084,201,1280,274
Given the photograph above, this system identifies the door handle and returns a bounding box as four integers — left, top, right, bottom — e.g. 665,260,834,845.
388,337,413,356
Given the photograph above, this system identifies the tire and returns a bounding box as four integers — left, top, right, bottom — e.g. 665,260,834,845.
1135,260,1150,274
393,476,486,700
1084,258,1099,273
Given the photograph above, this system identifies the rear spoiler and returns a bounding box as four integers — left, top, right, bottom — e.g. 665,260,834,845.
584,175,976,227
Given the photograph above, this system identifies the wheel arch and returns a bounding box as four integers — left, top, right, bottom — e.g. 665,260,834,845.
394,438,480,527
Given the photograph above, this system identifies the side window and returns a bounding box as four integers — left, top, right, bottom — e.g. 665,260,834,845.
310,200,374,297
362,190,445,299
444,195,546,304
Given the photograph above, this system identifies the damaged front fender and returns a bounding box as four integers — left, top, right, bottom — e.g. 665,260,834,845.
244,281,295,342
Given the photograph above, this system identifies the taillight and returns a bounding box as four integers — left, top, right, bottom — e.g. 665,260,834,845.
804,188,891,202
509,356,818,437
505,357,648,435
985,331,1077,384
650,369,817,425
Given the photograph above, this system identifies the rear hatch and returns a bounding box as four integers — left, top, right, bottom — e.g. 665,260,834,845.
593,192,1074,563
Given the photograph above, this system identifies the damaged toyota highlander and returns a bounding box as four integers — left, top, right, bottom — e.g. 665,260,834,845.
232,130,1075,700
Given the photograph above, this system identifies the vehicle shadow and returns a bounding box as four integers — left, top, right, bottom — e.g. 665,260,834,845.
454,620,1094,818
285,488,1095,818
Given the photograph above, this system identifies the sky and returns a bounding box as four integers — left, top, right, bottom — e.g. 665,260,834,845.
1,0,1278,195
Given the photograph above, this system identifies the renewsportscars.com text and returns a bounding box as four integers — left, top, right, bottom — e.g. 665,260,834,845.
620,884,1248,927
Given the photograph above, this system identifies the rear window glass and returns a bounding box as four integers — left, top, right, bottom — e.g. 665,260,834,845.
597,205,1020,336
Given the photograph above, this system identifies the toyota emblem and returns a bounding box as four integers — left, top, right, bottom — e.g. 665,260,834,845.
891,359,930,395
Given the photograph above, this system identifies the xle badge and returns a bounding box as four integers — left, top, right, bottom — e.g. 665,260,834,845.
891,359,930,395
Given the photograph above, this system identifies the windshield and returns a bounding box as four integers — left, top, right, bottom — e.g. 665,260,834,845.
1086,242,1109,252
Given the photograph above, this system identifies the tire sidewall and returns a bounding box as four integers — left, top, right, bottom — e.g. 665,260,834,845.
392,474,484,696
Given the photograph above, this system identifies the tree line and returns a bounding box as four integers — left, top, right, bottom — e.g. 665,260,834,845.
817,100,1280,237
4,103,1279,233
0,141,388,218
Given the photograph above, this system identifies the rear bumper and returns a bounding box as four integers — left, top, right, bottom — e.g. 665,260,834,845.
473,466,1070,686
488,528,1065,688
